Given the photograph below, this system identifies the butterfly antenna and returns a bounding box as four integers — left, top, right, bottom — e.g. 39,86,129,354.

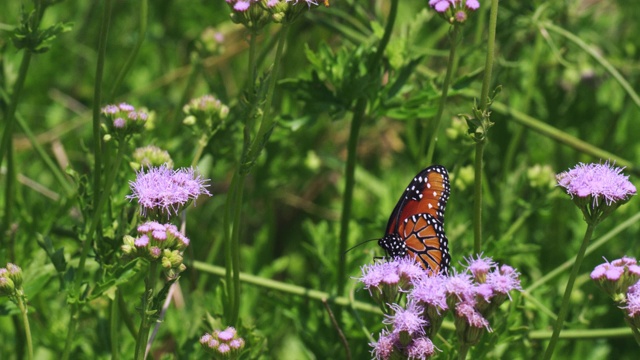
345,238,378,254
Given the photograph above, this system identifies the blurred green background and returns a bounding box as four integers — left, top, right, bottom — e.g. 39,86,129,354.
1,0,640,358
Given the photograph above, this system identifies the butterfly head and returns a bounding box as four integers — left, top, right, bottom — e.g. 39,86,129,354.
378,233,407,258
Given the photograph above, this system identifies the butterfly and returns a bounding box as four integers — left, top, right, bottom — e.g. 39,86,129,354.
378,165,451,274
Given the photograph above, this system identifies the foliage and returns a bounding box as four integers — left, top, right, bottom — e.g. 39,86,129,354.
1,0,640,359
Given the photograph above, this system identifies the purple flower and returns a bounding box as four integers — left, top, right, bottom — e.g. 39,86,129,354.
118,103,135,112
406,336,436,359
612,256,637,267
217,343,231,353
101,103,148,137
556,162,636,206
624,282,640,317
486,266,522,299
218,327,236,341
199,333,212,345
429,0,480,15
410,274,449,313
370,329,398,360
200,327,245,355
229,338,244,350
456,300,491,331
227,0,253,11
466,0,480,10
127,165,211,217
113,118,125,128
475,283,494,302
429,0,452,13
134,234,149,247
465,254,495,282
384,301,428,337
445,271,475,302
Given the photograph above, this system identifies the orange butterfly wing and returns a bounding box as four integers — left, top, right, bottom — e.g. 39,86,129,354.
380,165,451,274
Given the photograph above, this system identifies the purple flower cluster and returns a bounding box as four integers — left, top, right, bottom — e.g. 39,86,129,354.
122,221,191,279
557,162,636,207
359,257,424,306
182,94,229,132
362,255,521,358
429,0,480,24
200,327,245,358
101,102,149,138
0,263,23,297
132,145,174,170
591,256,640,298
225,0,259,12
592,256,640,333
127,165,211,217
624,282,640,327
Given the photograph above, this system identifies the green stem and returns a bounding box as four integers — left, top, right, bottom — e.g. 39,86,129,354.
473,0,500,254
243,24,290,167
108,0,148,100
529,327,632,340
526,211,640,293
16,293,33,360
543,223,596,359
64,139,124,360
540,22,640,110
336,98,366,298
458,344,470,360
14,114,74,196
623,316,640,346
172,57,201,126
472,140,484,254
62,3,112,359
425,26,460,164
193,261,381,314
91,0,112,226
134,261,159,360
337,0,398,299
0,48,32,249
191,134,211,168
223,173,238,322
487,100,634,170
78,139,127,282
371,0,398,68
229,173,246,325
480,0,499,110
110,290,120,360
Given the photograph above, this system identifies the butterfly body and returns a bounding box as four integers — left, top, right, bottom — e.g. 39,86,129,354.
378,165,451,274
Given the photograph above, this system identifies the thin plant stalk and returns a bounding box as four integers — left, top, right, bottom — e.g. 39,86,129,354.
336,0,399,298
145,213,187,358
458,344,470,360
540,22,640,110
62,2,112,358
624,317,640,346
336,97,367,298
110,290,120,360
224,25,290,326
108,0,148,100
424,26,461,164
191,130,218,168
16,294,33,360
134,261,159,360
543,223,596,359
526,211,640,293
473,0,500,254
230,176,246,325
197,30,259,292
0,43,34,252
244,24,290,166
